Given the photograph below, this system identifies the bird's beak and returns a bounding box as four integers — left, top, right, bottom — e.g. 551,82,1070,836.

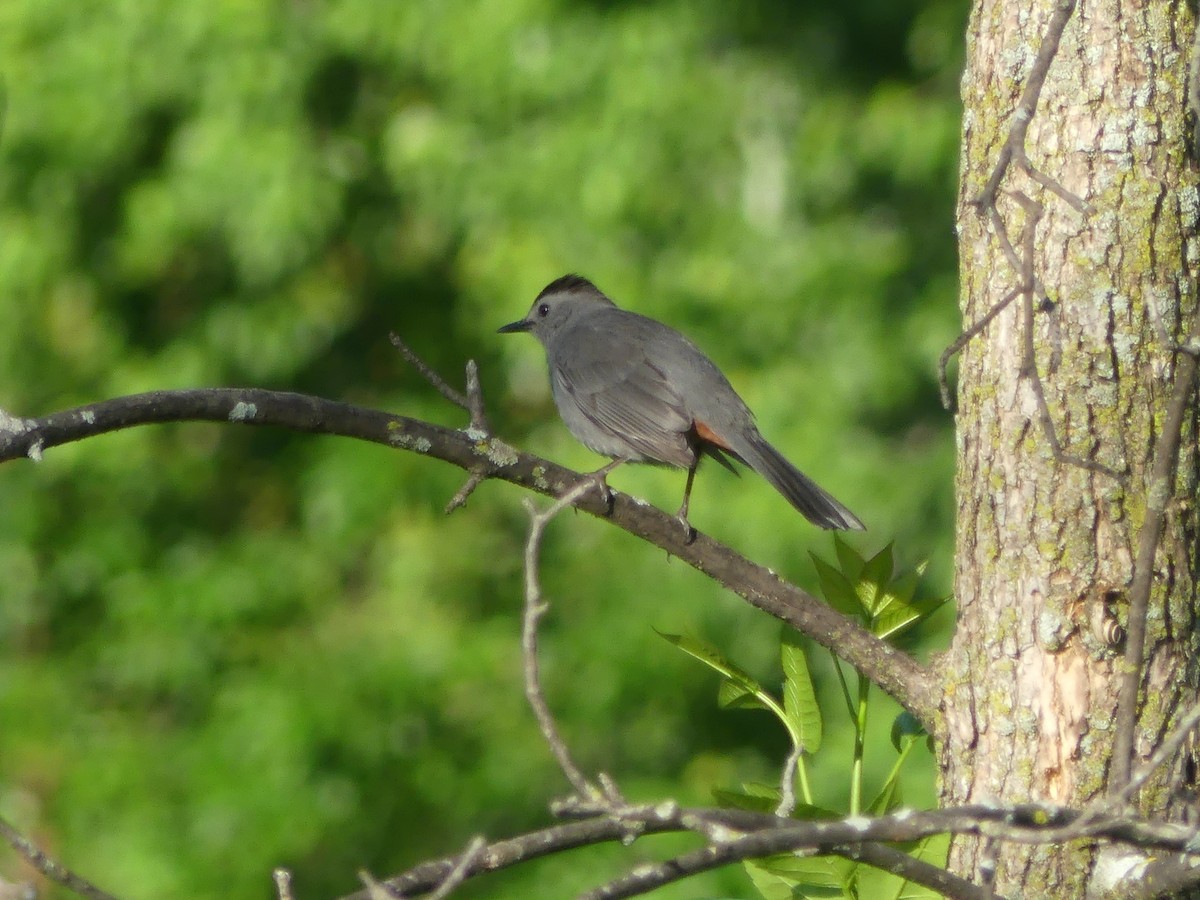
497,318,533,334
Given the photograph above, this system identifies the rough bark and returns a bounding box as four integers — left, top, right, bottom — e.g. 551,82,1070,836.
947,0,1200,895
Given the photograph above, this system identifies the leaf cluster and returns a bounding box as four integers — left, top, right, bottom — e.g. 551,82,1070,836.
665,539,945,899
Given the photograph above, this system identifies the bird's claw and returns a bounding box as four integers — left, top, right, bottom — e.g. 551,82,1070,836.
582,473,613,515
597,478,615,514
676,513,696,544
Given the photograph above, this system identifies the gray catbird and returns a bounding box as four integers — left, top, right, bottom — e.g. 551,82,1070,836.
499,275,864,533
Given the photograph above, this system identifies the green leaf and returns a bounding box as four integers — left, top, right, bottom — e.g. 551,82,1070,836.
744,861,797,900
781,631,822,753
658,631,766,694
833,535,866,582
868,777,902,815
748,854,856,897
887,568,921,609
713,786,780,813
788,802,844,820
854,831,951,900
875,593,950,641
810,553,866,620
716,785,843,820
857,542,895,617
659,631,798,737
872,601,921,641
890,712,926,753
718,677,772,712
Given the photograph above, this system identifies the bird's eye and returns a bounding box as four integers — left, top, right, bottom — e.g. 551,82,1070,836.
537,303,550,317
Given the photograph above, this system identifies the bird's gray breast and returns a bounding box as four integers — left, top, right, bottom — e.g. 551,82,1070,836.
544,308,701,467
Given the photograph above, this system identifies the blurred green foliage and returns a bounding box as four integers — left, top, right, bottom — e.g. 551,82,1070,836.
0,1,964,897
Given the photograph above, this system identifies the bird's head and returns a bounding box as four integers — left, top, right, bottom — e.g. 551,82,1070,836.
498,274,615,344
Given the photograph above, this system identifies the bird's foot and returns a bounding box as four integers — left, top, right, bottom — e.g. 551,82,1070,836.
591,474,614,515
675,510,697,545
579,459,626,515
567,469,614,515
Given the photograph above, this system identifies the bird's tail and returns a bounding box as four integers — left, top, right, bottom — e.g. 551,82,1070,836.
733,430,864,531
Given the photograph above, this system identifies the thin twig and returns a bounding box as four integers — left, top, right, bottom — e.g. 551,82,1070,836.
1011,193,1123,480
774,744,802,818
388,334,470,410
272,868,295,900
358,871,402,899
1123,699,1200,804
1015,194,1042,380
581,825,995,900
388,336,492,508
0,814,119,900
988,204,1028,276
949,0,1094,427
521,474,625,804
462,360,490,433
939,286,1022,411
427,837,487,900
554,796,677,851
1024,162,1089,214
978,835,999,899
1110,317,1200,791
342,816,679,900
442,362,491,511
973,0,1081,211
443,469,486,514
835,842,999,900
939,198,1049,413
1070,696,1200,860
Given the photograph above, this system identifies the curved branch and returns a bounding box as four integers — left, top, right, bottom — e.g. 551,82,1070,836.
581,834,991,900
1110,317,1200,791
972,0,1083,212
337,801,1197,900
0,813,117,900
0,387,939,729
521,477,629,802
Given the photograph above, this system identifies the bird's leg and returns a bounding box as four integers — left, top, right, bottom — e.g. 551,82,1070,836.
578,458,625,514
676,457,699,543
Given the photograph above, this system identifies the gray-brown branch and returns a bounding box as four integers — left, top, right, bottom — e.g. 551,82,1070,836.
336,801,1200,900
0,814,118,900
0,387,940,731
1110,318,1200,790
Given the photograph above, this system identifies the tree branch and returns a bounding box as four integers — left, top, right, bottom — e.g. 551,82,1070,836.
520,477,627,803
973,0,1085,213
0,814,118,900
389,334,491,510
945,0,1111,477
0,388,939,730
938,286,1022,412
1010,193,1122,481
1110,318,1200,791
581,833,992,900
337,801,1200,900
834,842,996,900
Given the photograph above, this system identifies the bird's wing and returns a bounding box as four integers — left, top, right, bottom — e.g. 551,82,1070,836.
550,313,694,466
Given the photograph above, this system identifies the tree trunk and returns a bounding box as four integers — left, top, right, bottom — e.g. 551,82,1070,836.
946,0,1200,894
